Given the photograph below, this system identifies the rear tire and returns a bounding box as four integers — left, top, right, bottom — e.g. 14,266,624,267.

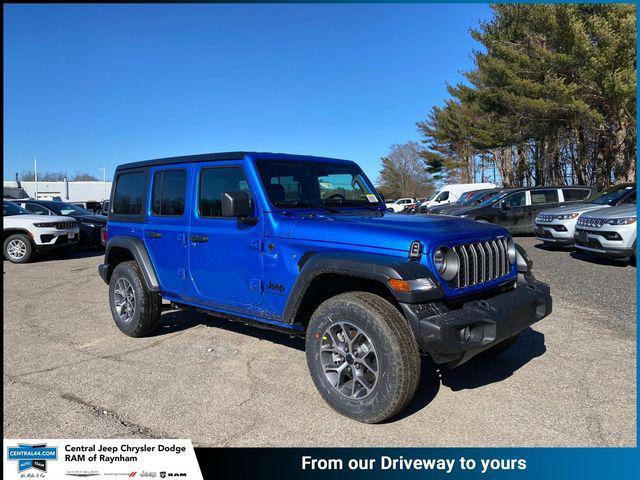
3,234,34,263
306,292,421,423
109,260,161,337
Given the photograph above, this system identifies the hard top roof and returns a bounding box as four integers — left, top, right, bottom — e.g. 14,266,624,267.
115,152,356,171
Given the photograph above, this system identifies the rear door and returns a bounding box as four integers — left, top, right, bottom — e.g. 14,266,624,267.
144,165,192,294
188,161,263,308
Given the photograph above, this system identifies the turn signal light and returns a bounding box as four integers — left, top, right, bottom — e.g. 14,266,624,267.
388,279,411,292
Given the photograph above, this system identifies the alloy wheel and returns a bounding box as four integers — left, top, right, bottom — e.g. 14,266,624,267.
6,239,27,260
113,278,136,323
320,321,379,399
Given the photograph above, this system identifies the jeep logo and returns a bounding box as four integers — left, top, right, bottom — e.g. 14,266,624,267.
267,281,285,293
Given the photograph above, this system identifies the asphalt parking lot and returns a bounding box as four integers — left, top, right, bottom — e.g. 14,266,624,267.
3,237,636,446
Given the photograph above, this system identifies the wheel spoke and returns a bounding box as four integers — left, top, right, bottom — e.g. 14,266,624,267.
319,321,378,399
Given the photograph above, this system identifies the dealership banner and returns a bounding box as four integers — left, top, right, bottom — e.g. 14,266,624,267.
3,439,202,479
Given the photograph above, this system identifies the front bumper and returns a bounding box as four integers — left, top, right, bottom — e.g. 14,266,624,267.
400,276,552,367
574,226,636,259
34,228,80,249
535,221,575,245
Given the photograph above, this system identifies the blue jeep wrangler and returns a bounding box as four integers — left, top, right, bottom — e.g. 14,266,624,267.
99,152,551,423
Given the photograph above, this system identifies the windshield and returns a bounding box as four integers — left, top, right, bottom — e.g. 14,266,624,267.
46,202,92,216
3,201,30,216
590,185,636,205
256,159,381,210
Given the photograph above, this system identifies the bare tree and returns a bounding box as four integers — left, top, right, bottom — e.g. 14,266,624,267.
376,142,435,199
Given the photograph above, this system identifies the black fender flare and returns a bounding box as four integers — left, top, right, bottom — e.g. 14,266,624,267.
102,235,160,291
282,250,443,324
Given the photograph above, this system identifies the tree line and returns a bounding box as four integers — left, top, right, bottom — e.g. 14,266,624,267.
379,4,636,198
18,170,100,182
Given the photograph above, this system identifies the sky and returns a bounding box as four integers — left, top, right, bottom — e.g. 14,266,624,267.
4,3,492,182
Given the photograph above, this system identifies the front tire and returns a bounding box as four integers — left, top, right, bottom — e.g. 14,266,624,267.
306,292,421,423
4,234,34,263
109,261,161,337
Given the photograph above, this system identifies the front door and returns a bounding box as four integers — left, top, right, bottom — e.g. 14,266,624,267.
188,162,263,308
496,191,527,232
144,165,191,294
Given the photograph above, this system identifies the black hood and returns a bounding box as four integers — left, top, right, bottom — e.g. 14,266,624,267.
74,214,107,223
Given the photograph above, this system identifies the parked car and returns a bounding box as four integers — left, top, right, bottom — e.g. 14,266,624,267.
424,182,497,208
3,200,79,263
15,199,107,248
574,203,636,264
425,188,505,215
98,151,551,423
451,185,595,234
71,201,102,214
535,184,636,247
94,200,110,216
385,197,416,212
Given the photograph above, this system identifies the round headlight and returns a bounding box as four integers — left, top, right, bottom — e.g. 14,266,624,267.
434,248,446,273
507,237,516,264
434,247,459,281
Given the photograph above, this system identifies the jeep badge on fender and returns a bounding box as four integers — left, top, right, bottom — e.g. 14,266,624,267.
99,151,552,423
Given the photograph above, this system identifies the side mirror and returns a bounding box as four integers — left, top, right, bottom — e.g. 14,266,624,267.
500,200,510,210
222,191,252,218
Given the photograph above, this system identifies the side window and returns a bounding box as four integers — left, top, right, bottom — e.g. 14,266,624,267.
530,189,559,205
504,191,526,207
436,191,449,202
562,188,590,201
151,170,187,216
199,167,251,218
113,171,146,215
25,203,50,215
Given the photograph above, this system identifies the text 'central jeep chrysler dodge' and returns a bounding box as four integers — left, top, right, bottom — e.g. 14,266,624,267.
99,152,552,423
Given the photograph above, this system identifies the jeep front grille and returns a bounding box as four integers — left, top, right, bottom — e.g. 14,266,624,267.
56,221,76,230
577,216,606,228
450,238,510,289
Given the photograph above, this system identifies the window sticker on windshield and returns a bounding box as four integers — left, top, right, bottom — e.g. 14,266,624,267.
366,194,378,203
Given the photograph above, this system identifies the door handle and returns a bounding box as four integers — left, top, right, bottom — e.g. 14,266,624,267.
146,231,162,239
190,234,209,243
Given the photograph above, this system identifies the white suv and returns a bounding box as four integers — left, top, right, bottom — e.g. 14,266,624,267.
385,198,416,212
3,200,79,263
574,203,636,264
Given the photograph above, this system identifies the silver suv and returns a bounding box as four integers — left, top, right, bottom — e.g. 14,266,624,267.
574,203,637,264
535,184,635,246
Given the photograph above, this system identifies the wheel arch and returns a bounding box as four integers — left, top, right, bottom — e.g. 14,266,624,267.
3,229,34,242
103,236,160,291
283,251,443,328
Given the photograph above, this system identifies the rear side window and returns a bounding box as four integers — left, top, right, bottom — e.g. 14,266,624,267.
113,172,146,215
151,170,187,216
199,167,251,218
562,188,590,201
530,189,559,205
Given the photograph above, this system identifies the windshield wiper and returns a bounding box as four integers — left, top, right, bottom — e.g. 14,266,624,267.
323,199,380,210
274,200,340,213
